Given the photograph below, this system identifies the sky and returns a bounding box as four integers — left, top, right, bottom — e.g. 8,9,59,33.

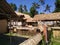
6,0,56,14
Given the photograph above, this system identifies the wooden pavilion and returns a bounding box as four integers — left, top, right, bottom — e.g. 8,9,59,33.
33,12,60,27
0,0,17,33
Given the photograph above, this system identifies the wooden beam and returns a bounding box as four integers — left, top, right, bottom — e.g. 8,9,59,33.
51,27,60,29
0,0,17,18
0,8,5,13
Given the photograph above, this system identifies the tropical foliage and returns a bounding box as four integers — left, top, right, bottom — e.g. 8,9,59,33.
54,0,60,12
9,3,17,11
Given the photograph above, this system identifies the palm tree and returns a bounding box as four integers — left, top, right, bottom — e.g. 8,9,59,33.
29,2,40,17
10,3,17,11
18,4,23,13
44,4,51,12
39,0,45,5
23,5,28,12
32,2,40,9
53,0,60,12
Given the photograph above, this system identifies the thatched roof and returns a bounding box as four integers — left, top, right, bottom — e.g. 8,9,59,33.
15,12,34,22
33,12,60,21
0,0,17,19
15,12,31,18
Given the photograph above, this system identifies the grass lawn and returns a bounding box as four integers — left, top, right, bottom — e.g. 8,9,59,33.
53,38,60,45
49,37,60,45
5,33,32,38
39,36,60,45
53,41,60,45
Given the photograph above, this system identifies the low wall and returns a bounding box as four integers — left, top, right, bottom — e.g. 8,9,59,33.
51,27,60,38
53,30,60,38
0,19,7,33
16,29,37,36
19,33,42,45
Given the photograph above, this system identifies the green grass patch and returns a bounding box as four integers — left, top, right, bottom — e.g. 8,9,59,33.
5,33,32,38
53,41,60,45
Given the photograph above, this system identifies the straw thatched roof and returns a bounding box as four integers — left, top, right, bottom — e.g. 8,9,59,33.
33,12,60,21
0,0,17,18
15,12,31,18
15,12,34,22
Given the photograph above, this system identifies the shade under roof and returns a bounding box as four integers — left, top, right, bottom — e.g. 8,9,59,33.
0,0,17,18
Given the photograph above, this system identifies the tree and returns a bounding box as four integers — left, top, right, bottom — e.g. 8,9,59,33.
40,12,44,14
44,4,51,12
39,0,45,5
39,0,51,13
10,3,17,11
32,2,40,9
30,6,38,17
29,2,40,17
54,0,60,12
18,5,23,13
23,5,28,12
18,5,29,14
23,5,29,14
